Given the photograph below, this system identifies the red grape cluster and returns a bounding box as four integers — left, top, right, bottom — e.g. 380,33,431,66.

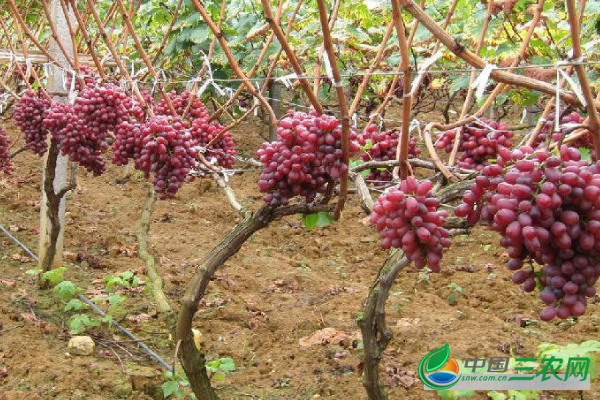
370,177,451,271
0,127,13,174
135,116,199,199
436,119,513,170
74,83,127,132
190,119,236,169
357,124,421,183
13,91,51,156
156,90,209,121
456,145,600,320
44,102,107,175
42,83,128,175
532,112,587,149
256,110,360,205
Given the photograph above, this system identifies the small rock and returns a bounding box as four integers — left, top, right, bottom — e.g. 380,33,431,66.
67,336,95,356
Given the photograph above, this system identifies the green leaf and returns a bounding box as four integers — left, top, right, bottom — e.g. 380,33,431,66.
64,299,87,312
107,294,125,307
212,372,226,381
69,314,98,334
437,390,475,400
218,358,236,372
487,391,506,400
189,26,209,44
450,74,470,95
120,271,134,281
162,380,180,398
26,269,41,276
506,391,540,400
41,267,66,285
579,148,592,164
349,159,370,177
301,212,333,229
53,281,78,301
362,139,374,150
425,343,450,373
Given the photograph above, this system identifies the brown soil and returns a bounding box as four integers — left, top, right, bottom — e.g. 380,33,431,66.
1,116,600,400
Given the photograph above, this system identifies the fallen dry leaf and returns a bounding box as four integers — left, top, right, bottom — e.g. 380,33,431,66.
395,318,421,328
0,279,16,287
11,253,31,263
267,278,301,294
386,366,417,389
299,328,361,348
327,285,359,295
127,313,151,323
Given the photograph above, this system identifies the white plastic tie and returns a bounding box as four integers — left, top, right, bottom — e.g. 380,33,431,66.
520,108,527,124
409,119,423,141
352,113,358,128
410,50,444,96
276,73,296,88
68,69,77,103
558,64,587,107
471,63,497,100
322,55,334,81
195,52,225,97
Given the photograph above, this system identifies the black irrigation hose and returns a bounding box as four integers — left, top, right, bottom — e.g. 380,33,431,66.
0,221,173,371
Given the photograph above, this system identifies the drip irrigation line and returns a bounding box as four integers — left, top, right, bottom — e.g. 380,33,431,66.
0,222,38,260
0,221,173,371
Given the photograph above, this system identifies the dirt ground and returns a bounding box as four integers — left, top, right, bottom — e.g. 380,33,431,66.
1,113,600,400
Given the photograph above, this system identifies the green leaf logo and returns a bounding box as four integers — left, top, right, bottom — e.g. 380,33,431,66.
425,343,450,373
419,343,459,390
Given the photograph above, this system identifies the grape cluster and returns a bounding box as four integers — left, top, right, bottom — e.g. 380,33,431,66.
74,83,127,132
44,102,107,175
0,127,13,174
532,112,587,149
190,119,236,169
156,90,209,121
256,110,360,205
135,116,199,199
357,124,420,183
456,145,600,320
370,177,451,271
43,83,128,175
436,119,513,170
13,91,51,156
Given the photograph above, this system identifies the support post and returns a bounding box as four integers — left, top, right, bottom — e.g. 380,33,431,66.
268,81,282,141
38,0,76,277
